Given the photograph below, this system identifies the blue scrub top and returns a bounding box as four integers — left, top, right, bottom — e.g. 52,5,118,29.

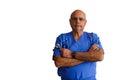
53,32,103,80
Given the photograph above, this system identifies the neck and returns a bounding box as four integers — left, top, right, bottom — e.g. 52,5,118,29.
72,31,83,41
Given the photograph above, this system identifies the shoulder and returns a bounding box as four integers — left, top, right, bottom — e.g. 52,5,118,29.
57,32,71,38
84,31,98,37
84,32,100,42
55,32,71,46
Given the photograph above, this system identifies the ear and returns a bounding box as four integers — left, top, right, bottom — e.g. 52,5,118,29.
84,20,87,26
69,18,71,22
69,19,72,25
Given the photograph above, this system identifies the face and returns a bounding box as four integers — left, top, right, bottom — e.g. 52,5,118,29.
70,10,87,32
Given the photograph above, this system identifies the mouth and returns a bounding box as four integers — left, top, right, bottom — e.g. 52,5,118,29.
76,24,81,26
75,24,82,27
74,25,83,31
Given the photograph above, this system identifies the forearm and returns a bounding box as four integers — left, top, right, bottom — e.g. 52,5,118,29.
75,49,104,62
53,56,84,67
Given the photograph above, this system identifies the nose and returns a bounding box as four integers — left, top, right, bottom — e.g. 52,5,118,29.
76,18,81,23
75,18,82,25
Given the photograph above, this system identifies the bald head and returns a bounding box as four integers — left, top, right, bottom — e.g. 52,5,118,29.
70,9,86,20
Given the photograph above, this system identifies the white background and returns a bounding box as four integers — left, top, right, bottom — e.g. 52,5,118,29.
0,0,120,80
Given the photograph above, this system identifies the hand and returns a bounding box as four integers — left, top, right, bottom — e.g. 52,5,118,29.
89,43,99,51
60,48,72,58
88,43,101,57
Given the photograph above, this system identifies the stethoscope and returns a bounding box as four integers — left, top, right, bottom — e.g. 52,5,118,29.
61,39,68,48
55,39,68,49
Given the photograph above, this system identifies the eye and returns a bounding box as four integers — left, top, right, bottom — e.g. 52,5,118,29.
71,17,85,21
71,17,77,20
79,18,84,21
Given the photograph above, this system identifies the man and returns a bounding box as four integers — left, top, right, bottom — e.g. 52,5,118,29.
52,9,104,80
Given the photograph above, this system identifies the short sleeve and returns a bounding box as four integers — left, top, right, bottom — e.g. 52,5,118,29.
52,34,63,60
91,33,103,49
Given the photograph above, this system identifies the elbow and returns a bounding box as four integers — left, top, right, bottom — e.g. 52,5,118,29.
54,61,61,67
98,55,104,61
98,52,104,61
53,56,62,67
97,49,104,61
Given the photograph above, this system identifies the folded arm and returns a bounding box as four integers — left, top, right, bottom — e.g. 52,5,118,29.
53,44,104,68
74,44,104,61
61,44,104,62
75,49,104,62
53,56,84,67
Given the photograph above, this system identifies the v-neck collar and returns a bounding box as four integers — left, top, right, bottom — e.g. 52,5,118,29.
70,32,85,42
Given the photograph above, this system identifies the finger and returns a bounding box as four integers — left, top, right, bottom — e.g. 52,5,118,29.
94,43,99,47
93,44,99,50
